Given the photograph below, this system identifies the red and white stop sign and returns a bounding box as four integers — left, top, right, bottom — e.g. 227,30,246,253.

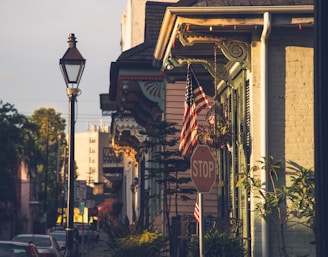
190,145,217,193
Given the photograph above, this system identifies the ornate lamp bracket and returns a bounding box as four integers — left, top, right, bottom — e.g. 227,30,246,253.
178,31,249,68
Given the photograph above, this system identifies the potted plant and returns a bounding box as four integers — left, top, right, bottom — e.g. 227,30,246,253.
197,101,231,149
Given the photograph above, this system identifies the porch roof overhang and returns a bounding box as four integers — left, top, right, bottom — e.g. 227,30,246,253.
101,43,164,125
153,5,314,92
100,44,164,157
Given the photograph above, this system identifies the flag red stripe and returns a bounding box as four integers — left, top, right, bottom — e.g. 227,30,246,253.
194,202,200,223
194,87,209,112
179,104,197,156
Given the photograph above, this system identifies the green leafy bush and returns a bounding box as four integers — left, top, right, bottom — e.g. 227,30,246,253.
110,230,167,257
103,218,168,257
187,230,246,257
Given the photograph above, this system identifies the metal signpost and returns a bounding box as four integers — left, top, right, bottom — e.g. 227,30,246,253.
76,180,87,203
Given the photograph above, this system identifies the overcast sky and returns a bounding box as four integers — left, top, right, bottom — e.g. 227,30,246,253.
0,1,127,132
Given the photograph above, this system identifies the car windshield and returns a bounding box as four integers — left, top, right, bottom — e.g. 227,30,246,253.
50,233,66,242
14,236,51,247
0,244,28,257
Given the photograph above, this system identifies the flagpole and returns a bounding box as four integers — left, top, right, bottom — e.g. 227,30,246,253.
199,192,205,257
213,45,222,218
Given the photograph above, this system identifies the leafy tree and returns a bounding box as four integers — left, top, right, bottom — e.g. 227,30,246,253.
0,101,40,223
29,108,66,228
140,121,193,256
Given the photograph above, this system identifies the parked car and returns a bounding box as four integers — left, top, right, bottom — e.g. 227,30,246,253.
74,223,99,243
51,225,65,232
48,232,66,250
0,240,40,257
49,231,80,257
12,234,63,257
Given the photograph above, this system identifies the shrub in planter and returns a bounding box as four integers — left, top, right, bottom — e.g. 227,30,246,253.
187,230,246,257
103,218,168,257
111,230,167,257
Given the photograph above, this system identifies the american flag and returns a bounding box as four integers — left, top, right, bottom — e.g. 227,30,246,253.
179,65,210,156
194,201,200,223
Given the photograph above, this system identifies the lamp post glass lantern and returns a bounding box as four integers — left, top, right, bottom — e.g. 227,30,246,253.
60,33,85,87
59,33,85,257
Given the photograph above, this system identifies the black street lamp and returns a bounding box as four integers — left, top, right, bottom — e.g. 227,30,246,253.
59,33,85,257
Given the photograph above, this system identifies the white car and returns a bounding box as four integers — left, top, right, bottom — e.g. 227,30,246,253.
0,240,40,257
12,234,63,257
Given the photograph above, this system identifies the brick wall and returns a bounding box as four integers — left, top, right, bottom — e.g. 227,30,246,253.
250,27,315,257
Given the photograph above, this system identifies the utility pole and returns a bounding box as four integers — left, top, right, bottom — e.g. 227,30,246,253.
44,119,49,232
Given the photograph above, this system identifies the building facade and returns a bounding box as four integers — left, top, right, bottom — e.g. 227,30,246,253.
100,1,315,256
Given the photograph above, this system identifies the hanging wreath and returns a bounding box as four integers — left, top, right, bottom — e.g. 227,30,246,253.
198,101,232,149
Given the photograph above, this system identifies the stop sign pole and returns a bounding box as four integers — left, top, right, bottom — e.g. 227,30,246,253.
190,145,217,257
198,192,205,257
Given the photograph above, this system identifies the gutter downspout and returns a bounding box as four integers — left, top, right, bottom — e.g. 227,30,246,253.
260,12,271,257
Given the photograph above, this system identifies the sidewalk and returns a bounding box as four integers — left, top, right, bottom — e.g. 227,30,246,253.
82,230,110,257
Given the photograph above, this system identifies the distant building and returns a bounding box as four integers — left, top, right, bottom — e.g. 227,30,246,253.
0,161,41,239
121,0,179,51
17,162,41,234
74,122,143,224
74,125,111,187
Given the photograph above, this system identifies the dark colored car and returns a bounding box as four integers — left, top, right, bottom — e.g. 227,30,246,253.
12,234,63,257
75,223,99,243
0,240,40,257
49,231,80,257
51,225,65,232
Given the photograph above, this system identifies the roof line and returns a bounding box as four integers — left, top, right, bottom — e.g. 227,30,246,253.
154,5,314,65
